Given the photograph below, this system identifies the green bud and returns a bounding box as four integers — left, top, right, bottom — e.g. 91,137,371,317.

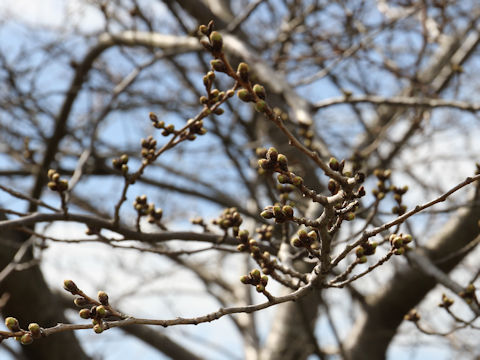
250,269,261,280
282,205,294,218
93,324,104,334
277,174,290,184
277,154,288,171
237,62,249,81
20,333,33,345
254,100,267,113
63,279,79,294
329,157,340,171
28,323,41,338
5,317,20,332
211,59,227,73
253,84,266,100
240,275,250,284
292,176,303,187
237,89,254,102
79,309,91,319
345,212,355,221
260,209,274,219
358,256,368,264
209,31,223,52
256,284,265,293
356,247,364,257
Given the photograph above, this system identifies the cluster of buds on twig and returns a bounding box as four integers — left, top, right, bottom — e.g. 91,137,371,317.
199,21,222,56
112,154,129,175
65,280,120,334
438,293,454,309
458,284,477,305
212,207,243,236
256,224,274,241
372,169,392,200
141,136,157,163
236,230,276,274
3,317,42,345
392,185,408,215
47,169,68,192
355,241,378,263
133,195,163,225
404,308,420,322
290,229,319,251
240,269,269,294
183,118,208,141
389,233,412,255
148,112,175,137
261,204,294,223
257,147,289,173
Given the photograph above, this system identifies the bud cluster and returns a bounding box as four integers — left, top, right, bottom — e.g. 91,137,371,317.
389,233,412,255
290,229,318,249
355,241,378,263
438,293,454,309
404,309,420,322
141,136,157,163
392,185,409,215
236,230,276,274
260,204,294,223
240,269,269,293
212,207,243,236
74,289,114,334
148,112,176,136
372,169,392,200
256,224,274,241
112,154,129,175
4,317,41,345
133,195,163,224
459,284,477,305
47,169,68,192
257,147,289,173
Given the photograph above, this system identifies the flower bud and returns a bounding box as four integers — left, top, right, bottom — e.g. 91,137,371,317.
209,31,223,52
253,84,266,99
237,89,254,102
5,317,20,332
237,62,249,82
63,279,79,294
20,333,33,345
28,323,41,338
211,59,227,73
